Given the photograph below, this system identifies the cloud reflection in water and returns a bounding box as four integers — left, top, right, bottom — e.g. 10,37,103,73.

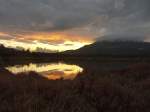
5,63,83,80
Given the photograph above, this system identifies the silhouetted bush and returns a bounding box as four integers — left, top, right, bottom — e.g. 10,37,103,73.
0,63,150,112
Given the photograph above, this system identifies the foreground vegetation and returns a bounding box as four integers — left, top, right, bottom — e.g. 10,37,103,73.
0,63,150,112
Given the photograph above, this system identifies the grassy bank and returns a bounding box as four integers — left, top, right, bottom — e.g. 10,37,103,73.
0,63,150,112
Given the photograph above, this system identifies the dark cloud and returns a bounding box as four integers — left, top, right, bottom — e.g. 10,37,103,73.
0,0,150,41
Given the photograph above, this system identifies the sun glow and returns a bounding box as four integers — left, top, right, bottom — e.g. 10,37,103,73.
23,32,93,43
0,32,94,52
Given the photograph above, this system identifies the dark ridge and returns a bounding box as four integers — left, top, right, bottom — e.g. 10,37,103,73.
63,41,150,57
1,41,150,59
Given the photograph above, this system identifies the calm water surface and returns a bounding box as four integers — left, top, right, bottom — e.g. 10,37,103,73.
5,62,83,80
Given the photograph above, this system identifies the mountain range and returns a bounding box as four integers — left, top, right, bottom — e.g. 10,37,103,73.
1,41,150,58
63,41,150,57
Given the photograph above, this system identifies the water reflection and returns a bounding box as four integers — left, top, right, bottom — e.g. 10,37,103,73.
5,62,83,80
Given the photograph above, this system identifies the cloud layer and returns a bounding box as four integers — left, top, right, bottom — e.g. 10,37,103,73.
0,0,150,41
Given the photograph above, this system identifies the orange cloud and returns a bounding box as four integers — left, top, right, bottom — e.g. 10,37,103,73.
0,32,94,52
21,32,94,43
0,32,9,36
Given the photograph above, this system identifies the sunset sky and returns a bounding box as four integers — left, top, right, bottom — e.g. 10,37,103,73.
0,0,150,52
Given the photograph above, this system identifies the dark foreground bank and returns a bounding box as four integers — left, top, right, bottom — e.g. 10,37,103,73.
0,63,150,112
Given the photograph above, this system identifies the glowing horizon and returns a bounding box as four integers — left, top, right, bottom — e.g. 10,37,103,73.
0,32,94,52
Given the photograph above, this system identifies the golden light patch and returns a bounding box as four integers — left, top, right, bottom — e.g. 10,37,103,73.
0,32,4,36
0,32,94,52
0,32,10,37
6,63,83,80
22,32,93,43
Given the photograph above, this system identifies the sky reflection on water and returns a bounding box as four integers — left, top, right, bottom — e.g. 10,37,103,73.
5,62,83,80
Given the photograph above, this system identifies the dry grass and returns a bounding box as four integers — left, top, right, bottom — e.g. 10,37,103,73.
0,63,150,112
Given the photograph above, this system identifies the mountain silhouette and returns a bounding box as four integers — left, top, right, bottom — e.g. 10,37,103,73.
64,41,150,57
1,41,150,58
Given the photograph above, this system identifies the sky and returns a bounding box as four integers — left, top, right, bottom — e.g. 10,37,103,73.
0,0,150,52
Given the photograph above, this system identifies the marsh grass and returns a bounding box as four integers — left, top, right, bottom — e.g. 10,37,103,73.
0,63,150,112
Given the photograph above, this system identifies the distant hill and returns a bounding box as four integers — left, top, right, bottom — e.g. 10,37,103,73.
64,41,150,57
1,41,150,59
0,45,59,58
0,45,64,65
